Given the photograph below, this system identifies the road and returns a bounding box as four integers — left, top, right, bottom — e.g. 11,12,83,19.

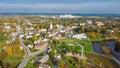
17,39,31,68
17,39,48,68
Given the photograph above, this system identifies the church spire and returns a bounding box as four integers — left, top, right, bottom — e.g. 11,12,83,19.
50,22,53,29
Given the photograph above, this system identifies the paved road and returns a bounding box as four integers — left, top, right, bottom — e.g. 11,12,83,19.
17,39,48,68
17,39,31,68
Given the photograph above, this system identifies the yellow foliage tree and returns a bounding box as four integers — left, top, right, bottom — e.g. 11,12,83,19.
5,46,12,55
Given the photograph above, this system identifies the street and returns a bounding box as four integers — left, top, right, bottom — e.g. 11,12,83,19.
17,39,48,68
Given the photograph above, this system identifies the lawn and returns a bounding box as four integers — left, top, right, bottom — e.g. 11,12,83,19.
85,52,120,68
25,56,37,68
3,54,23,68
25,51,45,68
61,38,93,52
0,40,6,50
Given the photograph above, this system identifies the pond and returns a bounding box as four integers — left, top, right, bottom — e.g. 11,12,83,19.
92,40,120,61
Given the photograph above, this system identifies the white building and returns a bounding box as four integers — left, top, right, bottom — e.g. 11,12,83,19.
41,29,47,32
50,22,53,29
60,14,75,18
19,33,24,38
86,21,93,25
96,22,104,26
80,23,85,26
28,44,33,48
73,33,87,39
26,35,33,39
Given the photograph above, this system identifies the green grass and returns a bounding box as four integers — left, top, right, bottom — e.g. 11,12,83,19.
0,40,6,50
61,38,93,52
89,38,104,41
25,51,45,68
30,48,39,53
85,52,120,68
3,54,23,68
25,56,36,68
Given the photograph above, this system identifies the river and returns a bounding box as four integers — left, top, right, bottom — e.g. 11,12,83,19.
92,40,120,61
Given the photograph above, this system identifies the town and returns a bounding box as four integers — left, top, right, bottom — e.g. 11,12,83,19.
0,15,120,68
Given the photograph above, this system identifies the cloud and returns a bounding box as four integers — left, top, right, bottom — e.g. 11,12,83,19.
0,2,120,13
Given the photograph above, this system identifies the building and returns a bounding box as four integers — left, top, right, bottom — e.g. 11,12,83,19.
26,35,33,39
34,44,44,49
80,23,85,26
60,14,75,18
39,55,49,63
96,22,104,27
28,44,34,48
19,33,24,38
41,29,47,32
86,21,93,25
50,22,53,29
34,39,40,44
72,33,87,39
39,64,50,68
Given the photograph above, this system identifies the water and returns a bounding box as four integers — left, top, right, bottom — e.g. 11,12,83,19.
0,13,120,17
92,40,120,61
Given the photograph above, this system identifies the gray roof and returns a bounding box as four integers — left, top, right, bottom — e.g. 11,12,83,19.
39,64,50,68
39,55,49,63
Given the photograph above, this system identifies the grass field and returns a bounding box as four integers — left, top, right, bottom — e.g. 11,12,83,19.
2,54,23,68
61,38,93,52
0,40,6,50
85,52,120,68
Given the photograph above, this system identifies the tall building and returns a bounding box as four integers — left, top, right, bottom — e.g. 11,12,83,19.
50,22,53,29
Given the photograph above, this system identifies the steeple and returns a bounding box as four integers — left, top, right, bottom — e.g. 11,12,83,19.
50,22,53,29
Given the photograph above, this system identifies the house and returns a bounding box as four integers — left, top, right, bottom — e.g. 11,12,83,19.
80,23,85,26
86,21,93,25
41,29,47,32
26,35,33,39
26,27,34,31
19,33,24,38
43,39,48,42
16,25,21,33
60,29,65,33
11,32,17,41
34,39,40,44
72,26,78,29
107,29,114,33
34,44,44,49
53,33,63,39
60,14,75,18
34,31,40,36
66,52,80,57
28,32,34,35
39,64,50,68
72,33,87,39
39,55,49,63
54,54,61,59
28,44,34,48
20,46,23,50
5,26,11,31
96,22,104,27
34,43,47,49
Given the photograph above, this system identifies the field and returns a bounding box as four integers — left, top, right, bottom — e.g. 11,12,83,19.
60,38,93,52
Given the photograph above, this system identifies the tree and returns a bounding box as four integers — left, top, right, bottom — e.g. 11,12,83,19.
57,60,64,68
87,32,100,38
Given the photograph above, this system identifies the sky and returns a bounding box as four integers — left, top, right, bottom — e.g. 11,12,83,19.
0,0,120,14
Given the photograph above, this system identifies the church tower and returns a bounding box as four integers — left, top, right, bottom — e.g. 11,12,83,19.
50,22,53,29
